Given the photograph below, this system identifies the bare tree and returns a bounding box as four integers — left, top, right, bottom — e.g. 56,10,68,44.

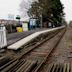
20,0,38,18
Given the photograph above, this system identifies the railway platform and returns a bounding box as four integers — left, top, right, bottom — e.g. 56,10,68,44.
7,26,65,50
7,28,48,46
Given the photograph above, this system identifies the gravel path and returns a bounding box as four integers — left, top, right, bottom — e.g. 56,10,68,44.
47,26,72,64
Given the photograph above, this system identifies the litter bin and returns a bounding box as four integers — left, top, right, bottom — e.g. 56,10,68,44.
16,27,23,32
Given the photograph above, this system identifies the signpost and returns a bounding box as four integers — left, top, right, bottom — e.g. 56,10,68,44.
16,15,21,25
8,14,14,33
8,14,14,20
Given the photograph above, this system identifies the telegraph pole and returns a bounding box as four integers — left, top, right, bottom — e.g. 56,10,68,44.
40,13,43,28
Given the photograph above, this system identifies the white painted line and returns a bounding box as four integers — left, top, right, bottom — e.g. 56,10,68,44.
7,26,65,50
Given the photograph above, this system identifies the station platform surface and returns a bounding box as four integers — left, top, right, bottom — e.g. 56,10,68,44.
7,28,48,46
7,26,65,50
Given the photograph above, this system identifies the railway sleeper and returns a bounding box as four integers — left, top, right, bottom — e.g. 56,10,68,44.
1,59,26,72
46,63,72,72
0,56,11,67
16,60,37,72
0,58,17,71
1,59,37,72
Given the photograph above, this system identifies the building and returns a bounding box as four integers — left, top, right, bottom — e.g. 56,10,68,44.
0,19,23,33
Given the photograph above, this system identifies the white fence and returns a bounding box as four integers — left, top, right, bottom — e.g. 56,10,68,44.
0,26,7,48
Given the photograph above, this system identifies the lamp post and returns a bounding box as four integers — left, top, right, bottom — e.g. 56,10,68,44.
39,6,43,28
40,14,43,28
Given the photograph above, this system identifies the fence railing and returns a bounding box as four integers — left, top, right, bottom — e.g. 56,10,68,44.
0,26,7,48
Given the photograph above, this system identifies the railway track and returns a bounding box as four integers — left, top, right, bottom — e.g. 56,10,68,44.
0,28,66,72
10,28,62,58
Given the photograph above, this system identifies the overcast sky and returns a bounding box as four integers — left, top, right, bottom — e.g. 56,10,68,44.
0,0,72,22
0,0,20,20
60,0,72,22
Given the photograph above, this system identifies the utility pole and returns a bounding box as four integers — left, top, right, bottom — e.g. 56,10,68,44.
39,6,43,28
40,14,43,28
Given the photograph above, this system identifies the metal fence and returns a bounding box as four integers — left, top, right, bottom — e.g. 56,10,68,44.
0,26,7,48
